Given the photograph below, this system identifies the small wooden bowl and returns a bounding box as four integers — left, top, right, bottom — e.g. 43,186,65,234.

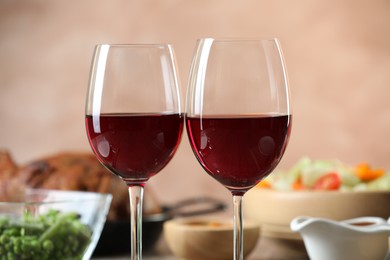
163,218,260,260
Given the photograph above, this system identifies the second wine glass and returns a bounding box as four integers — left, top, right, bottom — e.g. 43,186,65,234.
85,44,183,259
185,38,292,259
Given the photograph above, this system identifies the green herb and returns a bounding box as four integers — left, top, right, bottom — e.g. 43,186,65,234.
0,209,92,260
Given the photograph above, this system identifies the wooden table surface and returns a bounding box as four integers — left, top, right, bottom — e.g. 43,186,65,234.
92,235,310,260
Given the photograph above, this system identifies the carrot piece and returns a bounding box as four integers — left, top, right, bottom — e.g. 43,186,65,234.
355,163,384,182
292,177,304,190
257,179,272,189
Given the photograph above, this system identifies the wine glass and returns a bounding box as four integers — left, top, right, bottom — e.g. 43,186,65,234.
85,44,183,259
185,38,292,259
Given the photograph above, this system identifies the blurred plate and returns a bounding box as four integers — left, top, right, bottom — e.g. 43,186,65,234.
244,188,390,259
245,188,390,226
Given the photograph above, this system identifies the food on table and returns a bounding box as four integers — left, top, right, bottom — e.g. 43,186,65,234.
0,209,91,259
0,150,161,220
257,157,390,191
186,220,231,228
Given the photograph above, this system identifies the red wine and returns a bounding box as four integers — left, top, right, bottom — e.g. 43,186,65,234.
186,114,291,195
86,113,183,185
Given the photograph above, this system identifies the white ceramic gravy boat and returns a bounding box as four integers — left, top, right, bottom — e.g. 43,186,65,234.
291,216,390,260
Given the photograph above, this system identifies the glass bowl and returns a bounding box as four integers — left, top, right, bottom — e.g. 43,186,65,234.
0,189,112,259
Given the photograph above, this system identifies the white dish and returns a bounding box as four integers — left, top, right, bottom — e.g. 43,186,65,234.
291,216,390,260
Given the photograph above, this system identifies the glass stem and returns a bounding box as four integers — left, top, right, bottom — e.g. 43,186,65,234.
128,185,144,260
233,194,244,260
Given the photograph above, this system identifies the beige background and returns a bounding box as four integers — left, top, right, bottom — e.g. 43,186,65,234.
1,0,390,205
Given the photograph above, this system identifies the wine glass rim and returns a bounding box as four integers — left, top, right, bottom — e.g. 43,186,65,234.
94,43,173,48
196,37,280,42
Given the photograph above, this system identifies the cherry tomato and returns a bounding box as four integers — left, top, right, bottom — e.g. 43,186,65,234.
314,172,341,190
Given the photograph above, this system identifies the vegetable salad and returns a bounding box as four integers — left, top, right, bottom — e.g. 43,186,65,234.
0,209,92,260
258,157,390,191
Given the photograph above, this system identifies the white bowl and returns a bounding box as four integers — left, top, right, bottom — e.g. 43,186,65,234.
291,216,390,260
